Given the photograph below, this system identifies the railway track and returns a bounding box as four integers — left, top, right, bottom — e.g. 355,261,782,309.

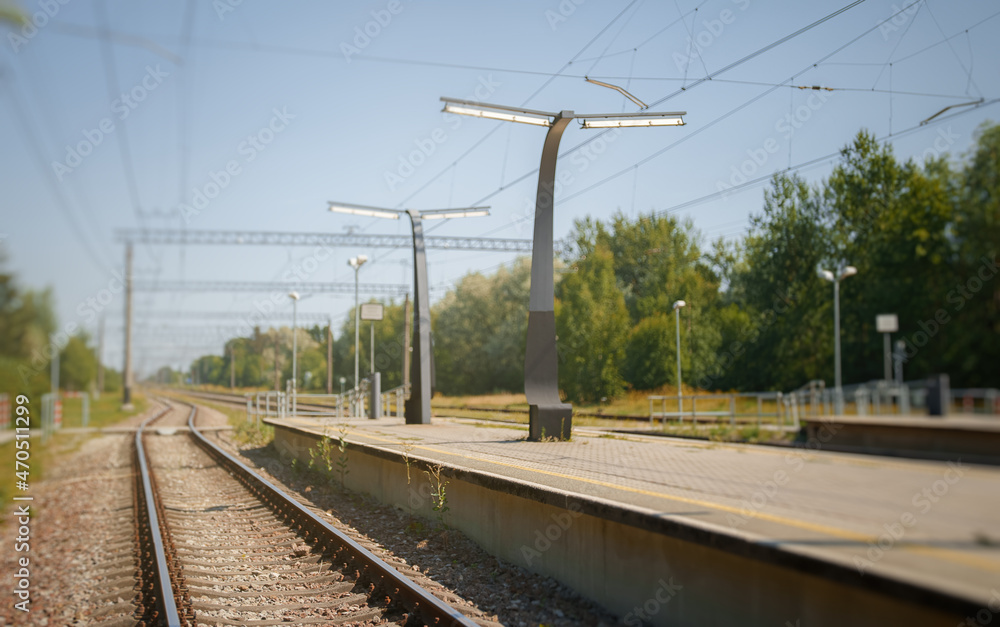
133,399,477,626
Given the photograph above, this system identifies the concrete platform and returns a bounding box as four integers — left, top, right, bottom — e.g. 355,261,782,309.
268,414,1000,626
800,414,1000,464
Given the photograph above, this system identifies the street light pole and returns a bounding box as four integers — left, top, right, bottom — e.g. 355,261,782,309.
818,264,858,414
441,97,685,441
348,256,368,394
122,242,134,409
289,291,300,392
673,300,686,415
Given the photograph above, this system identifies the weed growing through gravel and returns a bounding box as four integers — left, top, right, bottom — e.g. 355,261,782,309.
425,464,450,529
335,423,350,488
309,430,336,478
400,439,417,484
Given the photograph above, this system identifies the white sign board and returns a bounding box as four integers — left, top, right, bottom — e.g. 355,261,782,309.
876,314,898,333
360,303,384,321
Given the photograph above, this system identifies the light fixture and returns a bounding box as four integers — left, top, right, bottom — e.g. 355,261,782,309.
581,116,685,128
817,269,835,282
672,300,686,310
419,207,491,220
329,203,401,220
442,102,552,127
288,291,300,300
839,265,858,280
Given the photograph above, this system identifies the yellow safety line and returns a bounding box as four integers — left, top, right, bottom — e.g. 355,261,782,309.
288,418,1000,574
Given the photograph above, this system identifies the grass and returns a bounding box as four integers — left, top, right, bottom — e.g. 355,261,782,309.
58,393,149,429
174,394,275,447
0,391,149,518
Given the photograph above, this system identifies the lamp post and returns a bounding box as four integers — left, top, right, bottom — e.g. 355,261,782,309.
330,203,489,425
441,97,685,440
289,291,300,392
672,300,686,415
348,256,368,395
818,264,858,414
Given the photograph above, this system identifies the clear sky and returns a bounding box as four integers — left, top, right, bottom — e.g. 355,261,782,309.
1,0,997,376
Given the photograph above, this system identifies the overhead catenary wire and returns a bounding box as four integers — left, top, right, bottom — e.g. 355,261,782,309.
546,0,951,210
653,97,1000,218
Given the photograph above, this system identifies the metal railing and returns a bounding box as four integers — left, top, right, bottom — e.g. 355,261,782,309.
652,381,1000,427
246,390,289,425
952,388,1000,415
380,384,409,418
246,377,409,423
648,391,793,428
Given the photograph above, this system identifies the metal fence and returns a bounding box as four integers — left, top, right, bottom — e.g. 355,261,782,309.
650,380,1000,425
648,391,795,428
246,379,410,423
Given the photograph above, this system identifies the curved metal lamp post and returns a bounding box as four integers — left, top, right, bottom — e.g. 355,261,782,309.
441,97,685,440
330,203,489,425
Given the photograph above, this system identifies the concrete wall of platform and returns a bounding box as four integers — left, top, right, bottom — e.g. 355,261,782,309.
801,416,1000,465
270,421,965,627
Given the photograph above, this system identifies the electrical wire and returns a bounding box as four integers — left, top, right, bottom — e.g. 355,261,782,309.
653,97,1000,217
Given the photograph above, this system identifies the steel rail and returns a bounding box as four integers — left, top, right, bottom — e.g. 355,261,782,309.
183,403,477,626
135,406,183,627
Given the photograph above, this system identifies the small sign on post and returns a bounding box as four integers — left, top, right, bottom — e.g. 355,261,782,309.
876,314,899,384
360,303,384,321
876,314,898,333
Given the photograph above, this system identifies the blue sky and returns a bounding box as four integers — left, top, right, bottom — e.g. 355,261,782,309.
1,0,998,375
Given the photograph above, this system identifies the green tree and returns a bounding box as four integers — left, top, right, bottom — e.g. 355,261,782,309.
556,227,629,402
433,258,531,395
720,172,830,391
59,333,97,391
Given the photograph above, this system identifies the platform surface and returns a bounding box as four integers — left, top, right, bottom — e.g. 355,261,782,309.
280,414,1000,608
